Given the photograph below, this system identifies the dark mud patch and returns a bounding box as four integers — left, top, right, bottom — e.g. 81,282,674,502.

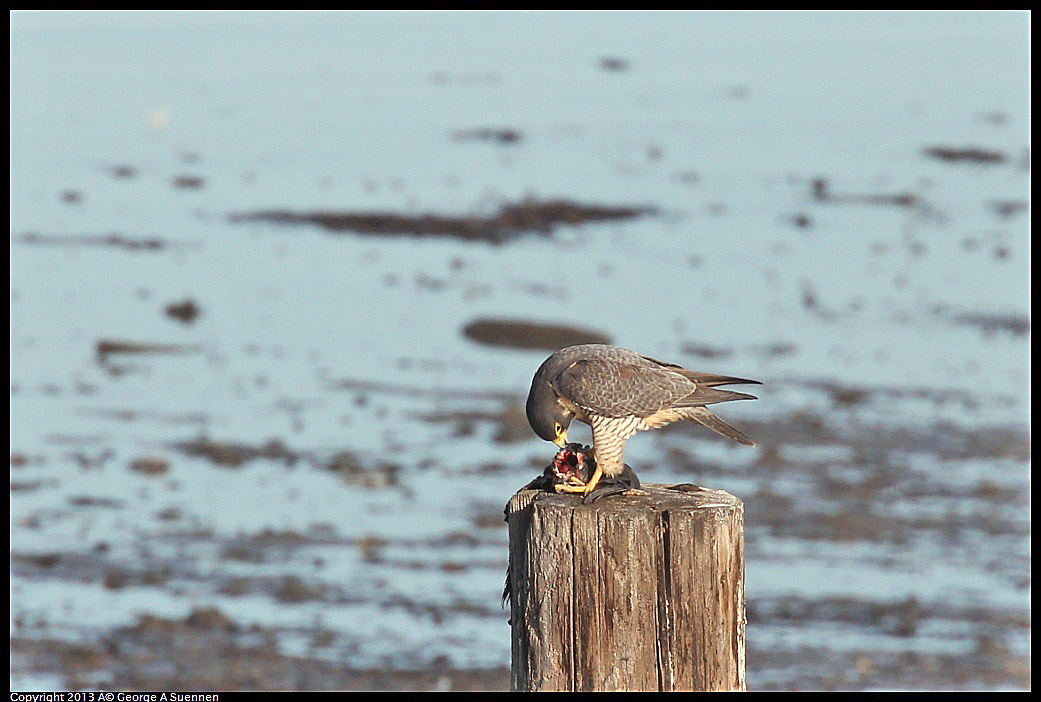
164,298,202,324
67,495,125,509
748,641,1028,691
211,527,494,572
751,343,798,358
12,551,64,569
462,318,611,351
923,146,1009,164
988,199,1029,219
738,410,1029,464
811,178,918,208
96,340,201,365
794,378,1015,413
229,198,655,244
788,212,812,228
108,165,138,179
129,455,170,476
413,399,531,444
452,127,523,144
379,593,501,622
750,594,1029,640
12,550,174,589
274,575,329,603
172,175,205,189
79,407,208,426
13,231,175,252
221,527,340,565
10,479,49,492
172,437,300,468
10,452,43,467
326,450,400,488
11,629,509,691
598,56,631,72
682,343,735,360
951,312,1030,337
326,376,514,402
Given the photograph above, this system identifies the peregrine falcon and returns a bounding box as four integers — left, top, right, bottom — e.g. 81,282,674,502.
525,344,760,495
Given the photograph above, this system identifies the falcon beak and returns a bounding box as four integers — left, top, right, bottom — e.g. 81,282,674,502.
553,430,568,448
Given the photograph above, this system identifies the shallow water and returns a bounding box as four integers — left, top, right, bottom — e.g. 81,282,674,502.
10,10,1030,691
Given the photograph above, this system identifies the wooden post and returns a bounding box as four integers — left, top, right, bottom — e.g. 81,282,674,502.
506,484,745,692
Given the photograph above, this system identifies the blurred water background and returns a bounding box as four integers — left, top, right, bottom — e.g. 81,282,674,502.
10,10,1030,691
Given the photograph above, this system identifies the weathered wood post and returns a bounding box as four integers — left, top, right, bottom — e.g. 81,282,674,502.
506,484,745,692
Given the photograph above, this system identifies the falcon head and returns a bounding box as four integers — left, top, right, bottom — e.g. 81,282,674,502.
525,378,574,447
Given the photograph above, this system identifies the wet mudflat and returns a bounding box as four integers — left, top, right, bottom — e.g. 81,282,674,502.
10,11,1029,692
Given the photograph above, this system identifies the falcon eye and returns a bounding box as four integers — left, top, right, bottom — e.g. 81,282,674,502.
554,422,563,436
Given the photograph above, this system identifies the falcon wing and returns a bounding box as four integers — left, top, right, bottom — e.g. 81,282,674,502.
555,358,758,418
637,353,761,387
553,358,696,418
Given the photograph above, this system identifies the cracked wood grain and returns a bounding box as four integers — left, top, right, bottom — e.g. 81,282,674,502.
507,485,745,692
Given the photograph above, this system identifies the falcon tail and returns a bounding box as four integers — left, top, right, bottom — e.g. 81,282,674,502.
680,385,758,406
687,406,756,447
673,369,762,387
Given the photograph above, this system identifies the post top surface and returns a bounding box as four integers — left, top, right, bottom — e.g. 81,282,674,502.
508,483,742,518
